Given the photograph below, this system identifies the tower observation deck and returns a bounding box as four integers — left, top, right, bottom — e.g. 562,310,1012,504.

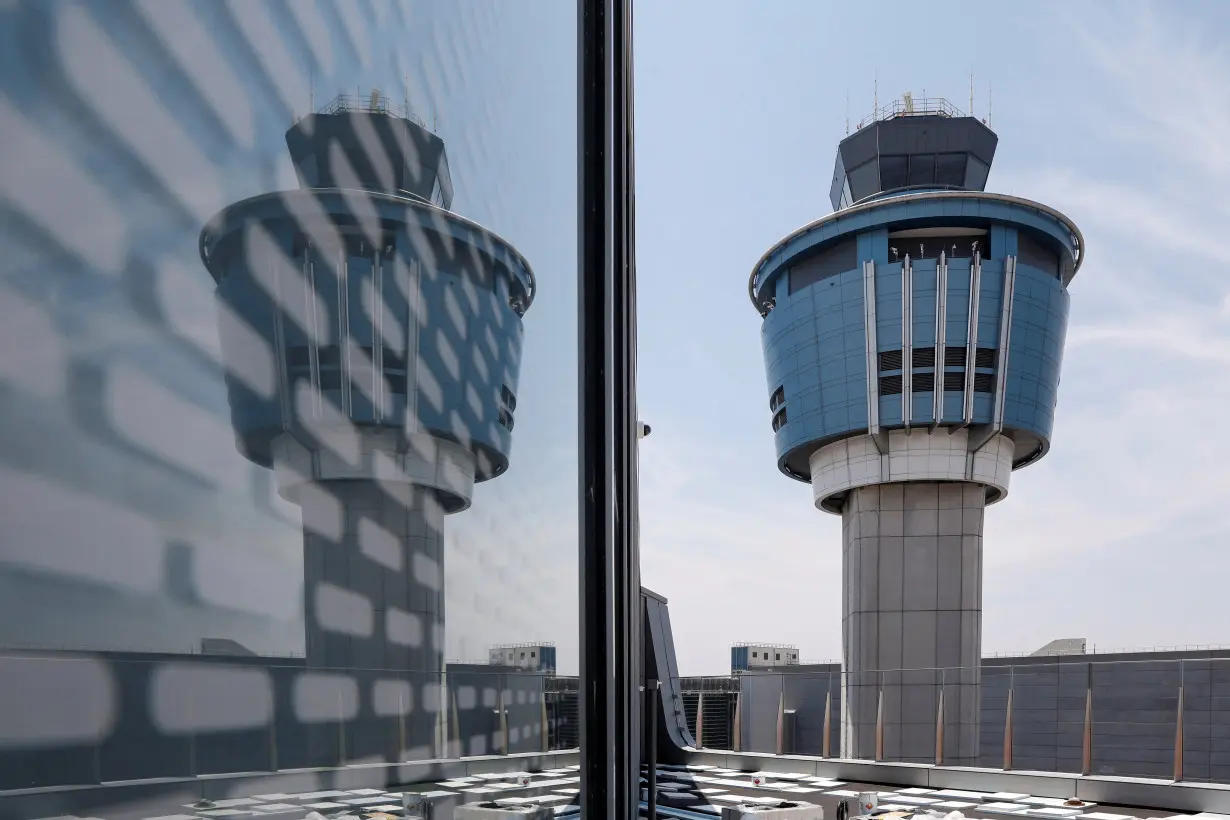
749,96,1083,765
199,91,534,760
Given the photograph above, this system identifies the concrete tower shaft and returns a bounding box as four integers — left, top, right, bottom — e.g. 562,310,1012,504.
199,103,535,758
750,103,1083,766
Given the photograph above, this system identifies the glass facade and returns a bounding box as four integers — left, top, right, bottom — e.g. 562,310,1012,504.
0,0,592,811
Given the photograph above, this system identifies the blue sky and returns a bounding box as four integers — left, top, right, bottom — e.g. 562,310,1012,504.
635,0,1230,674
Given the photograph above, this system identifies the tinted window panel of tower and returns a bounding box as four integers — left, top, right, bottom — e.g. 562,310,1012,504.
830,153,847,211
936,152,967,186
845,159,880,202
0,0,580,808
967,154,991,190
908,153,937,187
880,154,909,191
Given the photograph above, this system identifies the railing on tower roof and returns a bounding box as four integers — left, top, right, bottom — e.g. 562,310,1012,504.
490,641,556,652
855,95,966,130
316,91,430,131
732,642,797,649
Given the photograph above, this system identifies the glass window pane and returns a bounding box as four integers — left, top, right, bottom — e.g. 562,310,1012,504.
936,152,967,186
845,159,880,202
966,154,991,189
880,154,909,191
0,0,579,806
908,153,937,187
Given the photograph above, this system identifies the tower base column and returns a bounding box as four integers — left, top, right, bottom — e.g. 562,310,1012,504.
272,431,472,765
301,480,444,675
839,481,983,765
298,479,447,764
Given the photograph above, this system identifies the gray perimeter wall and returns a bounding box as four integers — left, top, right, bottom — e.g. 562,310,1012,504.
693,650,1230,782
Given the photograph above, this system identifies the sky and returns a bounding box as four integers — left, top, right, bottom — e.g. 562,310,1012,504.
634,0,1230,675
3,0,1230,683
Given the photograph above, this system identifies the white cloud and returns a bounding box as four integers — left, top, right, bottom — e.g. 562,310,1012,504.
1068,4,1230,182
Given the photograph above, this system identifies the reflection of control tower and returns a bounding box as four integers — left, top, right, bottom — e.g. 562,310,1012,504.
199,92,534,753
749,96,1083,765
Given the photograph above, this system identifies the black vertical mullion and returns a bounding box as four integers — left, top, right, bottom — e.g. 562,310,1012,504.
579,0,612,817
579,0,639,815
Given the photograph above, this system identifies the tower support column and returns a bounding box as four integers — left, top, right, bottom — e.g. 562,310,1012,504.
300,480,444,675
273,430,473,762
298,480,446,761
840,481,983,765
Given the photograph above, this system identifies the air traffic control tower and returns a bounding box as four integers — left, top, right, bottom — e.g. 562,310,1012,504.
200,92,533,756
748,96,1083,765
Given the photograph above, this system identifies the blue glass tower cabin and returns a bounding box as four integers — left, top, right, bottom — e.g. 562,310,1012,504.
199,92,534,756
749,96,1084,765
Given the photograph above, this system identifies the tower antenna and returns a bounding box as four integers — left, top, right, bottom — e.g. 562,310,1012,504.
845,89,850,135
309,65,314,113
988,81,993,127
873,71,878,116
969,69,974,115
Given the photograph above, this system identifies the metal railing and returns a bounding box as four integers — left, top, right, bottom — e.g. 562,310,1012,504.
856,96,966,129
987,643,1230,658
316,92,430,130
490,641,557,650
732,642,799,649
672,656,1230,784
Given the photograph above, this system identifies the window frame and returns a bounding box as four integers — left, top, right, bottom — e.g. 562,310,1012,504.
578,0,641,816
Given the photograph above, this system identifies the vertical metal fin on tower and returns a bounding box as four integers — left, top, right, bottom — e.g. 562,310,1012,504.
961,250,981,429
863,260,883,452
932,251,948,429
993,256,1017,433
901,255,913,429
